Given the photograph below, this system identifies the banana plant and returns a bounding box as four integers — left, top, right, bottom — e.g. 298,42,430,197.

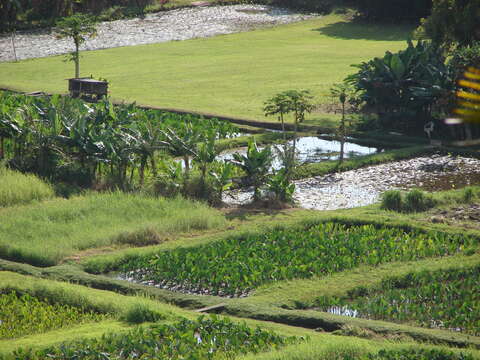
193,132,218,192
209,161,234,204
160,123,201,178
230,140,272,201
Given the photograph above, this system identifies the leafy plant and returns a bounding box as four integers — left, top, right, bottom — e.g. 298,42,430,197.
313,265,480,336
209,161,235,205
231,140,272,202
6,316,298,360
267,168,296,203
346,40,452,131
121,223,473,297
0,291,108,339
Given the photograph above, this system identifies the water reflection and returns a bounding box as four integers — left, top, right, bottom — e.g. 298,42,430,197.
218,136,380,171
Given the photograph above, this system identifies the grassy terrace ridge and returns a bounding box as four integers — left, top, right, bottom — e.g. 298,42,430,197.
0,14,412,126
0,272,479,360
0,192,225,267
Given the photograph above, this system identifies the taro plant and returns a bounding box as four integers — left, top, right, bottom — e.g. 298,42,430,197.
231,140,272,202
122,223,473,297
313,265,480,336
9,316,298,360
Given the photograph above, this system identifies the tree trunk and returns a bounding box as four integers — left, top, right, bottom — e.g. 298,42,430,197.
139,156,147,186
150,156,157,177
74,38,80,78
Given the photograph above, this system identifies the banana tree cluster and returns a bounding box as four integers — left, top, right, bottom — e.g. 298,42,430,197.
346,40,452,131
0,91,238,191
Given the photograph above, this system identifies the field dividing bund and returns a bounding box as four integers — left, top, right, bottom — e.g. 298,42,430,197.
120,222,476,297
0,15,411,124
0,192,226,266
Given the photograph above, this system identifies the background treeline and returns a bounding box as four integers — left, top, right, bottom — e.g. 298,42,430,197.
1,0,154,31
273,0,432,22
1,0,434,32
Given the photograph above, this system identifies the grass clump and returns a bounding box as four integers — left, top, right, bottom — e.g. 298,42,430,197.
121,303,165,324
4,316,298,360
0,291,108,339
0,167,54,207
313,265,480,335
381,189,436,213
0,192,225,267
121,223,474,297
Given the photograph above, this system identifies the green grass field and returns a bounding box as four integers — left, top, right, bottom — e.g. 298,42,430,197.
0,15,412,125
0,192,225,266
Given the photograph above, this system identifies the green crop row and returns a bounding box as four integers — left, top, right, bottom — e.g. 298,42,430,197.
3,316,298,360
364,349,474,360
0,291,109,339
121,223,475,297
313,265,480,335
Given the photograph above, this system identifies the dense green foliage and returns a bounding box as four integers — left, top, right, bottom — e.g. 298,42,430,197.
4,316,297,360
365,348,474,360
0,192,225,266
121,223,473,297
416,0,480,48
313,266,480,335
0,91,237,189
448,42,480,79
0,0,158,31
347,41,451,132
0,167,54,207
352,0,431,22
0,291,108,339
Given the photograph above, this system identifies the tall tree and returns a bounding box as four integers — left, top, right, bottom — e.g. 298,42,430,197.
55,14,97,78
416,0,480,49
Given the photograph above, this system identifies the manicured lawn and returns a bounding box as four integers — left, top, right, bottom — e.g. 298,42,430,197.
0,15,412,126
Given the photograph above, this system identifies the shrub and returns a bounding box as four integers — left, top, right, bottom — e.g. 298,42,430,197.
448,42,480,80
381,189,435,213
346,40,451,132
380,190,403,211
416,0,480,49
404,189,435,212
121,303,165,324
